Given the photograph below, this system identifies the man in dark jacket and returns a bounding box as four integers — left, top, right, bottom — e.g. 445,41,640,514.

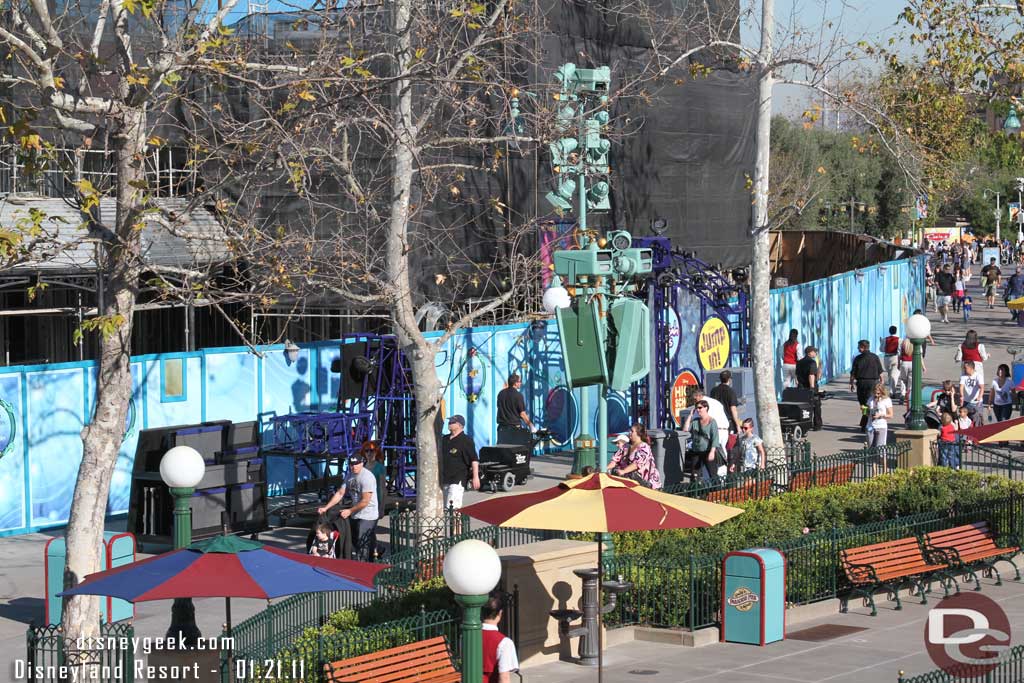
440,415,479,510
934,264,955,323
849,340,884,432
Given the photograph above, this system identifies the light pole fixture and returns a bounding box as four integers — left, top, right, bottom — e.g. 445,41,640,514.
906,314,932,431
1004,106,1021,135
283,339,300,364
159,445,206,644
443,539,502,683
542,276,572,313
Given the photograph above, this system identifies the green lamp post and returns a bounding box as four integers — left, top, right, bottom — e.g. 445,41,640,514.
905,313,932,430
159,445,206,645
443,539,503,683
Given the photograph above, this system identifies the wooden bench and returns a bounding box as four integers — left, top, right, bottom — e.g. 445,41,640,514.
922,522,1022,590
788,463,856,492
705,479,772,504
840,536,954,616
324,636,459,683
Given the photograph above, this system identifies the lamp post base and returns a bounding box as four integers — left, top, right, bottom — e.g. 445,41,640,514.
166,597,203,647
891,429,938,468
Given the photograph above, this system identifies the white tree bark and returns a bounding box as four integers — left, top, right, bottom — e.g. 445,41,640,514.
387,0,444,521
750,0,784,450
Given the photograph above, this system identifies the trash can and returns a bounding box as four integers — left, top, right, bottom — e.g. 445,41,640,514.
45,532,136,625
721,548,785,646
648,429,667,483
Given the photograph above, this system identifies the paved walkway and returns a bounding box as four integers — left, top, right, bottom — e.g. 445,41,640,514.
1,275,1020,679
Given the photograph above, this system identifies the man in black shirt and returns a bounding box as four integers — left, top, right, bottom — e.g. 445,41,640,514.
795,346,822,430
708,370,740,433
496,373,534,444
934,264,955,323
440,415,479,510
849,340,884,432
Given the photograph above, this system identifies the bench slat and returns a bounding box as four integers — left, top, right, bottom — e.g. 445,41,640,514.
842,537,944,585
324,636,458,683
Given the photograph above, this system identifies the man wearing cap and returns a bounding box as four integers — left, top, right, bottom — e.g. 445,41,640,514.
317,454,378,561
496,373,535,444
441,415,479,510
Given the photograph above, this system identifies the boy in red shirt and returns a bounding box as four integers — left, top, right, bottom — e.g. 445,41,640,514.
937,412,959,469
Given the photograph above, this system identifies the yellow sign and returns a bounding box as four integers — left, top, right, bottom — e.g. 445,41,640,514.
698,317,730,371
727,587,759,612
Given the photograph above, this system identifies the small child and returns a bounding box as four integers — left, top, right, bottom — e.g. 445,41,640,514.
937,412,959,469
309,523,336,558
962,294,973,322
956,406,973,431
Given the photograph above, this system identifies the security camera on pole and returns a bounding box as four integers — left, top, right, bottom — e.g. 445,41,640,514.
542,63,653,561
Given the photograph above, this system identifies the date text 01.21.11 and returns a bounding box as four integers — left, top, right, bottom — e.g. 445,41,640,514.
234,659,306,679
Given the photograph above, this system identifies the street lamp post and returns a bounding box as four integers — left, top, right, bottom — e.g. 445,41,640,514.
984,189,1002,246
443,539,503,683
159,445,206,644
906,314,932,431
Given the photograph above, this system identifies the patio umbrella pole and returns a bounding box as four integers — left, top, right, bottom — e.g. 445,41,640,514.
598,536,603,683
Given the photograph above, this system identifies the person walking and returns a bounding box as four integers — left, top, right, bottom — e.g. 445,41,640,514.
959,361,985,426
991,364,1015,422
1006,266,1024,322
317,454,379,562
952,267,965,313
440,415,479,510
727,418,766,473
934,264,956,323
709,370,741,434
685,401,721,484
866,383,893,449
880,326,901,396
482,590,520,683
682,386,729,458
850,340,884,432
496,373,535,444
609,423,662,489
896,337,916,403
795,346,822,430
782,329,800,388
955,330,989,386
981,257,1002,309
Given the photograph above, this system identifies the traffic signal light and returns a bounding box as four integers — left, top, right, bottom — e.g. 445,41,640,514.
586,180,610,211
549,137,579,171
607,298,650,392
584,115,610,173
545,177,576,212
575,66,611,95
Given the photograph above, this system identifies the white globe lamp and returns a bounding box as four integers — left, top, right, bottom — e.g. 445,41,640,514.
443,539,502,596
159,446,206,489
906,314,931,341
542,285,571,314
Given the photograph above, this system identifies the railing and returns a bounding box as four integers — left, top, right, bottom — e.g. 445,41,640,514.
243,607,460,683
388,507,470,556
606,494,1024,631
898,644,1024,682
933,440,1024,480
25,622,135,683
664,442,910,501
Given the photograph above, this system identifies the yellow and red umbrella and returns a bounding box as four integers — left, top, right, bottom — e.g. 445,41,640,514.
462,471,743,531
1008,296,1024,311
959,415,1024,444
461,472,743,682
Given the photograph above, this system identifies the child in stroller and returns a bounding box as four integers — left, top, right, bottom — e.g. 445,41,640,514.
305,516,353,559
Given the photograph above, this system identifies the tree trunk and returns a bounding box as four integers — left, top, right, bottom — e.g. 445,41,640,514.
62,106,145,645
750,0,783,451
387,0,444,521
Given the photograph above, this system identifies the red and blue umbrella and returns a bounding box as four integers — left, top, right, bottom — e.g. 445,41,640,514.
60,535,386,602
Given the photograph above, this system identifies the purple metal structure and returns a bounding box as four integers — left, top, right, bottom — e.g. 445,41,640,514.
633,237,750,429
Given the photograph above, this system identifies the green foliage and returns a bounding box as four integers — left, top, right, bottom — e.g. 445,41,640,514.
615,467,1024,560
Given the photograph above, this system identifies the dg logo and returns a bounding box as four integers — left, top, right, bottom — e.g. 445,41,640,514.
924,592,1012,676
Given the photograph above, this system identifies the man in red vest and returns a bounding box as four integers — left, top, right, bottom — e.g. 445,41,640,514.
482,591,519,683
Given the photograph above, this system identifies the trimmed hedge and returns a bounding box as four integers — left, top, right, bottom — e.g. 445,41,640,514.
615,467,1024,559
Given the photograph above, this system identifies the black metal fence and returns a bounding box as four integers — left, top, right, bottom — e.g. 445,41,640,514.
25,622,135,683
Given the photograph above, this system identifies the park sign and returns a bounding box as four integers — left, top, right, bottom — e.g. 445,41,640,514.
698,317,730,371
669,369,700,427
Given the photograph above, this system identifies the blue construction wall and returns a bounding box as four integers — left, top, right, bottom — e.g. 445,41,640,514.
770,256,927,392
0,257,924,537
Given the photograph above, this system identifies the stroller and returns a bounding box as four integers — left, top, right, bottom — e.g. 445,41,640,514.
305,514,353,560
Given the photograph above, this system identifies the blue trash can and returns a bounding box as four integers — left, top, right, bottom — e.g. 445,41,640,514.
45,532,136,625
721,548,786,646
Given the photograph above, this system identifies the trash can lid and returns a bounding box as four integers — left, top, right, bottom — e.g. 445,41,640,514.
724,548,785,574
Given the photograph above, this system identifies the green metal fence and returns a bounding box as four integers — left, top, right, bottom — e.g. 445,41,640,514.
235,608,459,683
933,441,1024,480
605,494,1024,631
387,507,470,556
664,442,911,501
25,622,135,683
897,644,1024,682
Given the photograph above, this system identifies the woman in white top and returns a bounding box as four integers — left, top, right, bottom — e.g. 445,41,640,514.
990,363,1015,422
954,329,989,386
866,382,894,448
